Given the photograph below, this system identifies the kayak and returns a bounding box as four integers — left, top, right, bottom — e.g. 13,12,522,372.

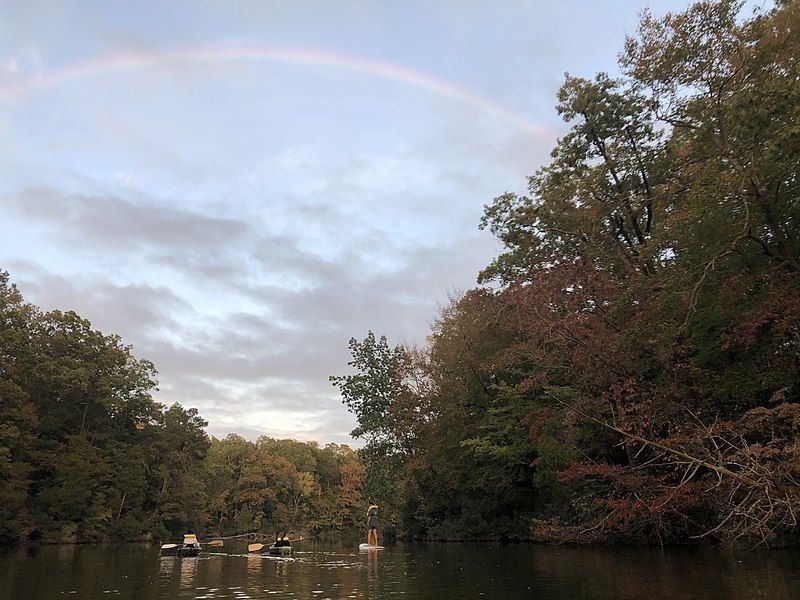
160,544,200,557
268,545,293,556
359,544,384,551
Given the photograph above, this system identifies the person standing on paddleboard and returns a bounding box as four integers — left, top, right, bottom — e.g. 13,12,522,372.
366,498,379,546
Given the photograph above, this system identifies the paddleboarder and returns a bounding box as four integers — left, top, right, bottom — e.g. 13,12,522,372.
366,498,379,546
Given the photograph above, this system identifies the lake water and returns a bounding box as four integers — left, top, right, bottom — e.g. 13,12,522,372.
2,540,799,599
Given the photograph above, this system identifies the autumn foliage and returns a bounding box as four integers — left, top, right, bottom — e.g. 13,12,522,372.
334,0,799,546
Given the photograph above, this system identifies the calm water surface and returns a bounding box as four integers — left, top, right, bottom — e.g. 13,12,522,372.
2,541,799,599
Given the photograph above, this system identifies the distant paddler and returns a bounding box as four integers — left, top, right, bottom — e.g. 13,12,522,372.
359,499,383,550
274,531,291,547
366,498,379,546
248,532,303,555
160,533,223,557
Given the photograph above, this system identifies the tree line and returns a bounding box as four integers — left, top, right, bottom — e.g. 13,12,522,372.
331,0,799,546
0,271,365,545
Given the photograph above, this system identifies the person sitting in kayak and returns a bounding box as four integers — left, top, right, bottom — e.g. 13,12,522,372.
183,532,201,549
274,532,291,547
366,499,379,546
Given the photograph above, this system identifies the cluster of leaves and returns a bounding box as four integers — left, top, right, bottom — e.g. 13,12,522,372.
0,272,366,544
333,0,799,546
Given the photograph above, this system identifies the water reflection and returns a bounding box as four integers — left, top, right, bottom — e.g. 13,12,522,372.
55,544,76,561
336,554,361,600
206,552,221,579
274,558,289,577
158,556,175,576
366,551,378,581
179,556,197,589
2,542,800,599
247,554,262,577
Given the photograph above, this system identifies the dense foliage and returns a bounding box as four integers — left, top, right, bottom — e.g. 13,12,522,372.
200,435,364,537
333,0,799,546
0,272,364,544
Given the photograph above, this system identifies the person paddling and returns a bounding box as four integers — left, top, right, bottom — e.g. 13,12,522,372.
366,498,379,546
183,532,201,549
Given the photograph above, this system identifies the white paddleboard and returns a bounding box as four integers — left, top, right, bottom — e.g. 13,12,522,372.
359,544,384,551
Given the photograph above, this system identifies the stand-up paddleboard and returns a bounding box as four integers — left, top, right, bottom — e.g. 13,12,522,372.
359,543,385,551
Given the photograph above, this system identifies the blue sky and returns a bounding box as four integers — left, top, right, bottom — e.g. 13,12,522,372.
0,0,697,444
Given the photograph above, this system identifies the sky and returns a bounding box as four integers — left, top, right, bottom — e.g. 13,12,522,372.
0,0,697,445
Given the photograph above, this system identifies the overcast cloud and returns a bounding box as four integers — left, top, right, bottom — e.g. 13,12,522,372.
0,0,694,444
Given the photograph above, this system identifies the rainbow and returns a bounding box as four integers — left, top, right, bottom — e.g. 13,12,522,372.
0,46,554,140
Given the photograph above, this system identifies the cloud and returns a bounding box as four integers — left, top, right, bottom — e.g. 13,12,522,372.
7,258,362,443
3,177,497,445
0,0,589,445
5,187,251,253
7,259,192,337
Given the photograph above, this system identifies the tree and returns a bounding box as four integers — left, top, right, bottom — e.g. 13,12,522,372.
330,332,419,454
0,271,213,543
333,0,800,546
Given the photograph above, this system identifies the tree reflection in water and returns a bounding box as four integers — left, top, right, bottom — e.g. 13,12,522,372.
2,542,799,599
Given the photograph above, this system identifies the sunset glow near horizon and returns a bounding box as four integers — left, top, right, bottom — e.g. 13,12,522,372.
0,0,693,445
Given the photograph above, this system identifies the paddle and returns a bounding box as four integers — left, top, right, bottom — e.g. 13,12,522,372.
248,543,266,553
161,540,222,550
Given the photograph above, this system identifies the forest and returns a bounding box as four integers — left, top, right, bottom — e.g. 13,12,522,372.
1,0,797,549
332,0,800,547
0,271,365,544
